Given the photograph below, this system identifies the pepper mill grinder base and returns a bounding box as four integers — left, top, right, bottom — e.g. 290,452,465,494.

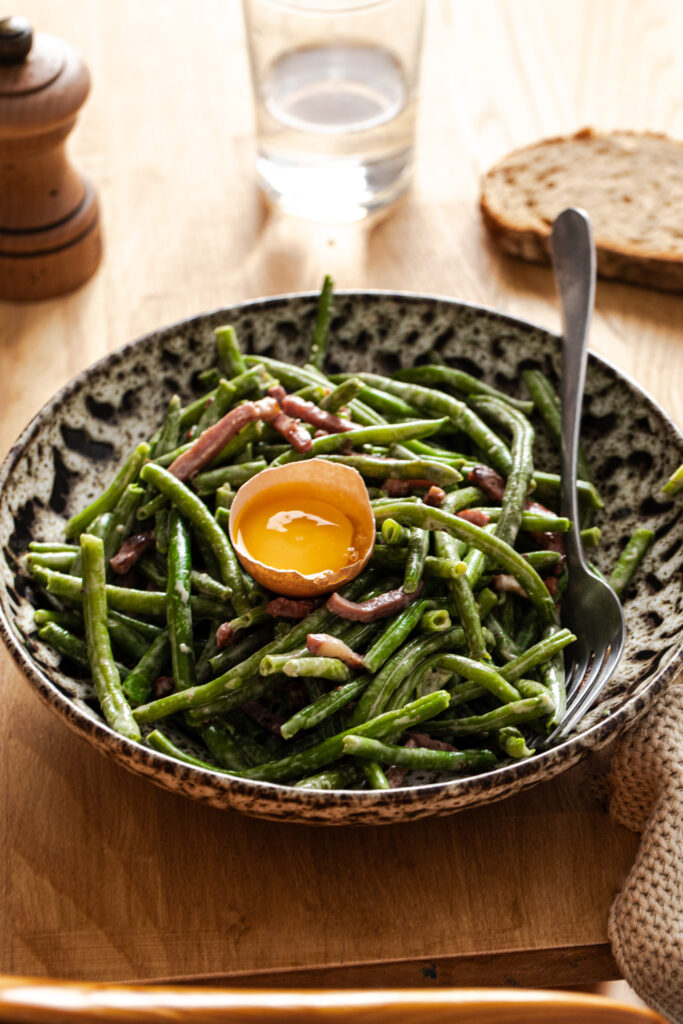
0,18,102,302
0,179,101,302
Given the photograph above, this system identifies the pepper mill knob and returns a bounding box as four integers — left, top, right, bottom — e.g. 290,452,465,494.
0,17,102,301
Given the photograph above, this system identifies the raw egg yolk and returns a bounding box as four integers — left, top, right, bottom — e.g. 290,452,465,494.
235,487,357,576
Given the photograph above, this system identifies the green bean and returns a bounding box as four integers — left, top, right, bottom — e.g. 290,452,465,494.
179,388,219,431
280,677,368,740
663,463,683,496
475,397,534,548
529,471,603,510
381,519,409,546
107,608,163,641
320,378,364,412
147,730,234,772
283,656,352,682
155,395,182,457
498,627,576,682
208,420,264,468
204,626,273,681
29,542,79,554
337,372,513,474
137,494,168,520
213,506,251,615
192,459,267,495
65,443,150,539
295,765,359,790
419,608,451,633
342,735,497,772
429,653,519,703
271,419,450,466
155,507,170,555
404,527,430,593
244,354,321,392
450,562,489,661
122,631,171,706
200,720,250,771
373,501,557,625
486,615,520,663
80,534,140,741
353,385,418,420
26,551,77,572
34,608,82,631
475,508,571,533
425,695,554,736
30,564,230,620
609,528,655,596
581,526,602,548
393,364,534,414
38,622,91,671
196,366,266,432
322,454,461,487
188,571,233,603
140,462,235,590
361,761,391,789
540,644,567,730
514,606,540,651
308,274,334,370
137,553,166,588
476,587,498,620
107,615,149,662
495,727,534,758
522,368,591,480
363,597,436,674
102,483,145,563
215,324,246,378
166,511,196,692
371,548,464,581
239,690,451,783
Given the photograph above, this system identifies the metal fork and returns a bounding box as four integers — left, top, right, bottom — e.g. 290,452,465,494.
544,207,625,745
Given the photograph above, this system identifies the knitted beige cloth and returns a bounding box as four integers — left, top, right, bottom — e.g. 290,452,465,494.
606,679,683,1024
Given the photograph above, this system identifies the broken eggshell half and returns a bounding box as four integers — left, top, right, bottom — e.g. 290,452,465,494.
228,458,375,598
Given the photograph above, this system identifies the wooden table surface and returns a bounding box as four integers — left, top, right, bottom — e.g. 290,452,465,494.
1,0,681,991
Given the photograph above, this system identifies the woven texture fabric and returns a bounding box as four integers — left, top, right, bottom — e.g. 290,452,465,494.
607,679,683,1024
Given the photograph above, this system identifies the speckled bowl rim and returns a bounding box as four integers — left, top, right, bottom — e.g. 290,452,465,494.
1,289,681,823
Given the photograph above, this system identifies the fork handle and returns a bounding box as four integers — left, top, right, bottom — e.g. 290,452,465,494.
551,208,596,567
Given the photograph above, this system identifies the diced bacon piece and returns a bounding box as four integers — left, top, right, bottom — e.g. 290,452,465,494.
468,464,505,502
456,508,490,527
326,583,423,622
215,622,234,649
270,411,313,453
383,478,434,496
306,632,366,669
422,485,446,507
281,394,355,434
109,531,155,575
491,574,528,598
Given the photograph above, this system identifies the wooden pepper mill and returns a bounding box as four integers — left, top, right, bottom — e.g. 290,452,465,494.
0,15,101,301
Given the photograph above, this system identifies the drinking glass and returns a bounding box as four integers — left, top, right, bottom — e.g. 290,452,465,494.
242,0,426,223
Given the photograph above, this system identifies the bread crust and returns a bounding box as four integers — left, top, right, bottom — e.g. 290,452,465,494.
480,128,683,292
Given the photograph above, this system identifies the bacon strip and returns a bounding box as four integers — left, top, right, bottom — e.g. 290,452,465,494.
270,410,313,453
383,478,435,496
267,596,321,619
109,531,155,575
306,632,366,669
422,485,446,507
468,464,505,502
215,622,234,649
281,394,355,434
491,573,528,598
456,508,490,527
326,583,423,622
168,397,280,480
267,384,287,405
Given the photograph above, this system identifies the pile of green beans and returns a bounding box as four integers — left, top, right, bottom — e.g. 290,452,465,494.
25,279,654,790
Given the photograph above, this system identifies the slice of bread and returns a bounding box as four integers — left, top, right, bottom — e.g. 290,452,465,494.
480,128,683,291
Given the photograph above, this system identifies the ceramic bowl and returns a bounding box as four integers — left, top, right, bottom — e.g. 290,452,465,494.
0,292,681,825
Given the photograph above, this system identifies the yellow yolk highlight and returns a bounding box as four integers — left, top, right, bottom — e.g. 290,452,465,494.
235,487,356,576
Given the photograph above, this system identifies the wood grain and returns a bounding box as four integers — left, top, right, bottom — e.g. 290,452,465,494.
0,0,680,989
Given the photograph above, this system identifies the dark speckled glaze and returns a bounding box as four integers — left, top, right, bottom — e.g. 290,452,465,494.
0,292,681,825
